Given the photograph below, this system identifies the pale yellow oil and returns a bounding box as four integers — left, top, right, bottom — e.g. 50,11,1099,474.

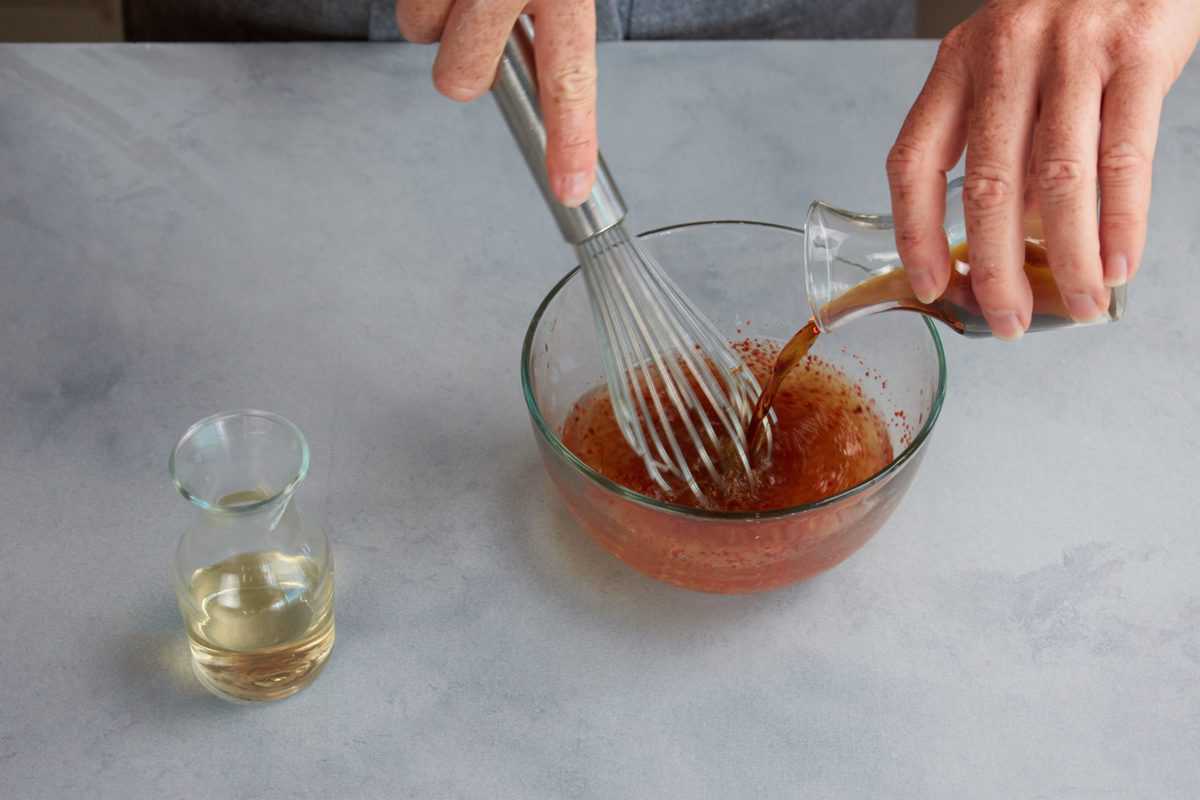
183,493,334,702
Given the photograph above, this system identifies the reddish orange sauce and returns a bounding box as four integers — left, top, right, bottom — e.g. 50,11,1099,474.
561,339,893,512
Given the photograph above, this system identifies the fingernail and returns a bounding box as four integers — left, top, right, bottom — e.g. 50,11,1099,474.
1064,292,1103,323
909,271,939,305
987,311,1024,342
1104,254,1129,287
556,171,592,208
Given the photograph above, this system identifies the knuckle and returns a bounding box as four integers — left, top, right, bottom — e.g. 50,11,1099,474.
554,133,595,154
1059,9,1104,47
545,63,596,107
970,262,1009,294
885,140,925,185
1036,157,1088,201
973,9,1037,79
395,11,442,43
939,24,967,55
1100,207,1144,232
895,226,929,253
1047,28,1090,71
1104,25,1153,64
1098,141,1149,185
936,26,970,69
962,168,1015,215
989,9,1035,48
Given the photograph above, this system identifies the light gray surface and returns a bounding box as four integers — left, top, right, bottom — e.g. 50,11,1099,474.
1,42,1198,799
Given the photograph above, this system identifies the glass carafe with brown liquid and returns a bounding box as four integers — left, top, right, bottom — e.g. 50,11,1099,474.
804,175,1126,337
747,177,1128,451
169,410,334,702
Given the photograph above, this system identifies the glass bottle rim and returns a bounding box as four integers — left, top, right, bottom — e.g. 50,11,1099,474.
169,409,311,515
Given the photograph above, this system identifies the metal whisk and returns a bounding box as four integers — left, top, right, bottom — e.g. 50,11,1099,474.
493,19,771,502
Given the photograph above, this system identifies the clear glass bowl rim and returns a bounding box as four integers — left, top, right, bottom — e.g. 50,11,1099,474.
520,219,949,521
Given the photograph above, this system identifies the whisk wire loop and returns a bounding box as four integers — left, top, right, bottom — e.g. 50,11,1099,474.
577,224,772,503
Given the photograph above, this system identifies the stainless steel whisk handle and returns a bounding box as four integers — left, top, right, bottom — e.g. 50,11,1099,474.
491,17,627,245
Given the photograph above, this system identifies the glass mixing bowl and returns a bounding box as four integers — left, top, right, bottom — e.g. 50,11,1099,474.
522,221,947,593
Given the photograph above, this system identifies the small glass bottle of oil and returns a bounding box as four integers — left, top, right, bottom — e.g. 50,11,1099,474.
169,410,334,702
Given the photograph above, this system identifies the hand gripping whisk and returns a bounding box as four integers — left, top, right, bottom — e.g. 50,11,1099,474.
492,19,772,503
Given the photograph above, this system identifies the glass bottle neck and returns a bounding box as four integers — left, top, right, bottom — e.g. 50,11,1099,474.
192,491,298,535
803,207,915,333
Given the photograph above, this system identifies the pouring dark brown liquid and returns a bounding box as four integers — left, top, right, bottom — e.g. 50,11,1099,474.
747,240,1077,451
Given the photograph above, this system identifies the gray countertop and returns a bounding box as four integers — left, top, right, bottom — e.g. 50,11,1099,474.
1,41,1198,799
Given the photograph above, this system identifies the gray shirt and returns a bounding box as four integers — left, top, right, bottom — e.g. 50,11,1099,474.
124,1,915,41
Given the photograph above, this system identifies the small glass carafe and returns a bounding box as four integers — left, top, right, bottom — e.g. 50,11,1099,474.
803,176,1127,336
169,410,334,702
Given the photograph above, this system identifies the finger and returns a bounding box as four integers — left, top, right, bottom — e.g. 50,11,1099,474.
431,0,525,102
886,30,971,304
1034,56,1107,322
962,28,1039,340
1098,66,1164,287
395,0,453,44
532,0,598,207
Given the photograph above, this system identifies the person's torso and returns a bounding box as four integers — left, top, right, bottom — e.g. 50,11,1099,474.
125,0,915,42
